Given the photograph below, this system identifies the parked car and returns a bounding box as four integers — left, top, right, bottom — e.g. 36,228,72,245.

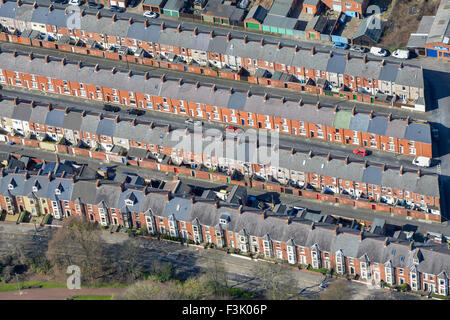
412,156,431,167
225,125,243,134
103,105,120,112
392,49,410,59
127,109,145,116
370,47,388,57
88,1,103,9
51,0,69,4
109,5,125,13
353,148,369,156
143,11,159,18
332,42,349,50
185,118,194,125
68,0,81,5
319,283,328,289
349,45,367,53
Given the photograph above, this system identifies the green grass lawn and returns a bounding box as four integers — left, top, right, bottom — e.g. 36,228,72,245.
0,281,65,292
69,295,113,300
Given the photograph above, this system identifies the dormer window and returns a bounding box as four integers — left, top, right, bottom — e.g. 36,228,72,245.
55,188,61,195
219,214,230,225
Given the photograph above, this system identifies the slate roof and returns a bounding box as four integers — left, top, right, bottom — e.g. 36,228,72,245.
352,14,383,43
0,3,424,90
244,5,267,23
262,14,298,30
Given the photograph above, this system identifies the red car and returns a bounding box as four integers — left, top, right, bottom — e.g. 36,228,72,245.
353,148,369,156
225,126,243,134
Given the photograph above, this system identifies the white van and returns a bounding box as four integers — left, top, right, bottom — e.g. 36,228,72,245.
370,47,388,57
412,156,431,167
392,49,410,59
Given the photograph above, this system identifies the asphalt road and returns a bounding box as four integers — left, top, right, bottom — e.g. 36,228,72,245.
0,41,428,121
0,85,433,174
1,140,448,236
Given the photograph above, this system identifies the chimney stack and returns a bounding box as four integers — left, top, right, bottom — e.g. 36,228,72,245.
78,61,82,69
178,79,183,87
311,46,315,55
210,30,214,39
166,124,170,132
96,179,101,188
166,191,171,201
115,116,119,123
417,169,421,178
387,113,392,122
94,64,99,72
369,110,374,119
190,196,195,204
263,93,268,102
405,116,410,125
215,198,219,209
399,165,404,176
409,240,414,251
211,84,216,92
345,156,349,165
47,103,52,111
310,222,315,230
161,22,165,30
382,163,386,172
32,1,37,8
277,42,281,50
315,102,320,110
328,50,333,58
384,237,389,247
363,54,367,64
290,147,295,155
327,153,331,162
47,172,52,182
229,88,233,94
13,97,19,105
195,82,200,89
31,101,36,109
160,74,166,82
44,55,49,63
128,71,132,78
359,230,364,241
351,106,356,116
128,17,133,25
260,38,264,47
48,4,53,12
112,14,117,22
334,226,339,236
294,45,298,53
238,205,243,214
280,96,285,104
226,32,231,42
262,209,267,220
247,90,251,97
177,24,181,33
144,19,149,28
363,161,367,168
308,150,313,158
298,98,303,106
144,72,149,80
28,53,33,61
111,67,116,74
61,57,66,66
131,119,136,126
334,105,338,113
346,52,350,61
381,59,385,66
193,27,198,36
81,111,86,117
96,11,100,19
286,217,291,225
243,35,248,44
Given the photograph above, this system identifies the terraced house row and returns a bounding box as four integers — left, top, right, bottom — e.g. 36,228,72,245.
0,96,440,216
0,50,433,158
0,165,448,296
0,2,426,111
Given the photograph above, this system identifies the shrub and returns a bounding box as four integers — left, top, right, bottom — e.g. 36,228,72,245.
400,283,410,292
186,239,195,245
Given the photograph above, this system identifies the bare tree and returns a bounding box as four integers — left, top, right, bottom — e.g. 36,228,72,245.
203,250,228,295
46,216,108,284
320,280,352,300
252,262,299,300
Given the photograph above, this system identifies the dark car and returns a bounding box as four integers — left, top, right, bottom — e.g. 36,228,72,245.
88,1,103,9
51,0,69,4
127,108,145,116
109,5,125,13
103,105,121,112
128,0,138,7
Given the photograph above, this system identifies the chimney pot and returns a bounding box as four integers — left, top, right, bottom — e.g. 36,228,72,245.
346,52,350,61
94,64,99,72
351,106,356,116
382,163,386,172
243,35,248,44
369,110,373,119
160,74,166,82
387,113,392,122
417,169,421,178
260,38,264,47
334,226,338,236
96,11,100,19
177,24,181,33
308,150,312,158
190,196,195,204
277,42,281,50
247,90,251,97
193,27,198,35
327,153,331,162
311,46,315,55
166,124,170,132
345,156,349,165
399,165,404,176
161,22,165,30
290,147,295,155
78,61,82,69
128,17,133,25
310,222,314,230
144,19,149,28
28,53,33,61
44,55,49,63
112,14,117,22
210,31,214,39
226,33,231,42
61,57,66,66
315,102,320,110
178,79,183,87
263,93,268,101
363,54,367,64
238,205,243,214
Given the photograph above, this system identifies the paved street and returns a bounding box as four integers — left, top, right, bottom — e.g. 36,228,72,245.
0,140,448,236
0,85,434,174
